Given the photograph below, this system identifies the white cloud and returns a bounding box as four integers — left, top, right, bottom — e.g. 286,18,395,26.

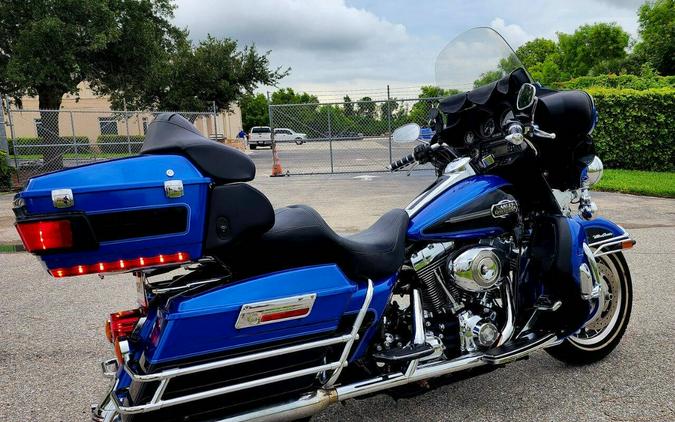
170,0,641,98
174,0,409,52
489,17,532,48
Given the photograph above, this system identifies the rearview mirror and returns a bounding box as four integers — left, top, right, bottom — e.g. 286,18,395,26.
517,83,537,110
392,123,421,144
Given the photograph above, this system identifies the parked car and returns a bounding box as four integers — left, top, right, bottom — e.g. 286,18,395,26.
248,126,272,149
274,128,308,145
334,131,364,140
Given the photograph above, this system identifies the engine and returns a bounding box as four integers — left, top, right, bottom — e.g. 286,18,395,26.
409,237,517,354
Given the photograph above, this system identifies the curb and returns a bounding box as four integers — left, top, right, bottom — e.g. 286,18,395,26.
0,243,25,253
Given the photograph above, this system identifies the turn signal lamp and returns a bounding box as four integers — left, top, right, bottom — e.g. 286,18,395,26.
49,252,189,278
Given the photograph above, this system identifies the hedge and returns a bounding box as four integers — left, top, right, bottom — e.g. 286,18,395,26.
0,151,12,190
96,135,145,154
8,136,91,155
588,87,675,172
555,74,675,90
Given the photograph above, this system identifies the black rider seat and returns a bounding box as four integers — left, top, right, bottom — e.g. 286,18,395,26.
227,205,410,281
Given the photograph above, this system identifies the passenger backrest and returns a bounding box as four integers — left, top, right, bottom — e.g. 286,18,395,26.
203,183,275,251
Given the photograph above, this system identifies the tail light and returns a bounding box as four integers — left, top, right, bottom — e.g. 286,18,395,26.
49,252,189,278
16,220,73,252
105,308,145,364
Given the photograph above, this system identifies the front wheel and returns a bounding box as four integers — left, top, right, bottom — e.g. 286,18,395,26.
547,252,632,365
295,138,304,145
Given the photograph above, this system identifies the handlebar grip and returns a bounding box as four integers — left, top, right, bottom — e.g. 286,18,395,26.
389,153,416,171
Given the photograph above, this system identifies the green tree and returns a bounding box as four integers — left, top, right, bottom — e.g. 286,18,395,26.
515,38,558,69
356,96,376,118
343,95,354,117
239,93,269,131
557,23,630,77
0,0,183,168
134,36,287,111
633,0,675,75
271,88,318,105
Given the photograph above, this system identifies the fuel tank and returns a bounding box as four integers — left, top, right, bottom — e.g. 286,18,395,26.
407,174,517,241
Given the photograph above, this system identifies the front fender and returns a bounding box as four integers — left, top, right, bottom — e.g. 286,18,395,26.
574,216,634,256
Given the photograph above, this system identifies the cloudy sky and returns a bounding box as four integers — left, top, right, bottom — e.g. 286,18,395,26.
172,0,645,101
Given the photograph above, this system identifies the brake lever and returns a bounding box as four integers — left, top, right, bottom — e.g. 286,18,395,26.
532,125,556,139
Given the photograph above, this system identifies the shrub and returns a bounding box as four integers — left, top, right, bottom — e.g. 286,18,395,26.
96,135,145,154
588,87,675,172
8,136,91,155
0,151,13,190
555,74,675,90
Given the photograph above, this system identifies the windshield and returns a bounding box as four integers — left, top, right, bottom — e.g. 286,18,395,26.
435,27,530,92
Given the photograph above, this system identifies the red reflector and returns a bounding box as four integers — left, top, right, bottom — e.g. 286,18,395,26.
259,308,310,323
16,220,73,252
48,252,190,278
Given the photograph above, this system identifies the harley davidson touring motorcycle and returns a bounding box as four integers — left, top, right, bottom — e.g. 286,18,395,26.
14,28,634,421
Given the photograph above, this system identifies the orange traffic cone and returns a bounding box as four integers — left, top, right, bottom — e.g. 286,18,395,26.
270,142,287,177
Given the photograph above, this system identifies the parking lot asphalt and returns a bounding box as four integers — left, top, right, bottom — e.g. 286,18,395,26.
0,173,674,421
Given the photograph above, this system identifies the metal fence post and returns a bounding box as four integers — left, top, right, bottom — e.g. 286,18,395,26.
386,85,392,164
212,101,219,141
4,96,19,171
69,111,79,166
327,106,334,174
123,100,131,154
0,98,10,167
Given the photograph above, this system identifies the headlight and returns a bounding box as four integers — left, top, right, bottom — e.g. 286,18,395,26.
583,155,603,187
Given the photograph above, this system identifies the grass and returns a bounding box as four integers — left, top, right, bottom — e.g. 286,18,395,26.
596,169,675,198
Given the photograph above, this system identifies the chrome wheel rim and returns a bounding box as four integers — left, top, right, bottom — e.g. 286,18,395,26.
570,257,624,348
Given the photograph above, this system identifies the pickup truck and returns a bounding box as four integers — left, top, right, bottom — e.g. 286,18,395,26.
273,128,307,145
248,126,272,149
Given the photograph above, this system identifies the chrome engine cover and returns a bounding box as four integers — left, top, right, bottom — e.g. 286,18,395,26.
448,247,503,292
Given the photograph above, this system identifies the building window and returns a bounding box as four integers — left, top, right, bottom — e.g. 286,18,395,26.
99,117,119,135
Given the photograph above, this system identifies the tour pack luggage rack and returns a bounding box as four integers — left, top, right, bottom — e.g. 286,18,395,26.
107,280,374,415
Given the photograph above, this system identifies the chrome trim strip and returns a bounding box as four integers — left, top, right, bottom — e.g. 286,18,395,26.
405,157,475,217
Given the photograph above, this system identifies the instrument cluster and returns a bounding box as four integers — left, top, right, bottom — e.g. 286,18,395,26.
462,107,515,146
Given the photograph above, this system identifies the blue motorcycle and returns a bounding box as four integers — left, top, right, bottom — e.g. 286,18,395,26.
14,28,634,421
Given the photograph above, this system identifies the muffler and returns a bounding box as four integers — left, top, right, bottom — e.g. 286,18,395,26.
227,389,338,422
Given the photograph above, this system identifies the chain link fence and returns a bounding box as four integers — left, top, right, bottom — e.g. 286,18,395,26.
1,103,223,187
267,97,441,174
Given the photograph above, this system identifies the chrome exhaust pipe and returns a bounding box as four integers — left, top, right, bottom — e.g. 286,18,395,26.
227,389,338,422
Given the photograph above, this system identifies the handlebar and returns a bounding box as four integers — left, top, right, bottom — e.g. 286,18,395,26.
388,153,417,171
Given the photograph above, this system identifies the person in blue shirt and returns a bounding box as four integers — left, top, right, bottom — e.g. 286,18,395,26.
237,129,247,140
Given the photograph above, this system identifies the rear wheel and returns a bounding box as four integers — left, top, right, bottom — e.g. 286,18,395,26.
295,138,304,145
249,144,257,150
547,252,632,365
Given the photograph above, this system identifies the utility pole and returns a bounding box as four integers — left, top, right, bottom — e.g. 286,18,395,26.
387,84,392,163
